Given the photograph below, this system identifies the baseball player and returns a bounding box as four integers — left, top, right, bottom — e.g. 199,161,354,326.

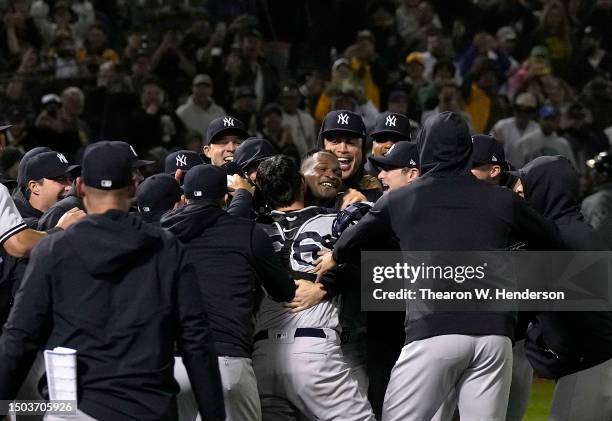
0,141,225,420
253,155,375,420
515,156,612,421
161,164,296,421
313,112,561,421
203,116,249,166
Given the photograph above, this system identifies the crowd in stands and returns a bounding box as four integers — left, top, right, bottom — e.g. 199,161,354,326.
1,0,612,195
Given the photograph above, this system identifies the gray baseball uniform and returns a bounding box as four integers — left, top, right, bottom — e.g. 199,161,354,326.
255,207,375,420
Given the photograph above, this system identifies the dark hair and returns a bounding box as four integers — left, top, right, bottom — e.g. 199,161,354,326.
256,155,302,209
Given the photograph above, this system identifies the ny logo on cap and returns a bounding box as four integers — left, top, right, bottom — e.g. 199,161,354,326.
491,156,498,162
337,113,349,125
57,153,68,164
223,117,234,127
385,115,397,127
129,145,138,157
176,154,187,167
410,159,417,166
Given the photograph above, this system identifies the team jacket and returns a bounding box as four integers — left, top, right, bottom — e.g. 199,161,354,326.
161,201,296,357
0,210,225,421
333,112,562,343
519,156,612,379
256,206,342,333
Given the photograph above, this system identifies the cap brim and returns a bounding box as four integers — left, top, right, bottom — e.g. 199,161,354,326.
506,170,521,178
44,164,80,180
209,128,249,144
370,130,410,141
132,159,156,168
321,128,364,138
368,155,402,170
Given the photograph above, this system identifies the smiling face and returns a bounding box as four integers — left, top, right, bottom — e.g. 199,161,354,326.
323,135,363,180
302,151,342,200
203,135,243,166
378,167,418,191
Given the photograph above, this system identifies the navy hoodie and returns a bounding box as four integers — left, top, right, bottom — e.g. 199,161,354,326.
333,112,561,342
519,156,612,378
0,210,225,421
161,202,295,357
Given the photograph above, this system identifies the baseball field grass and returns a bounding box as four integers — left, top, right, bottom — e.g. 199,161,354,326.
524,378,555,420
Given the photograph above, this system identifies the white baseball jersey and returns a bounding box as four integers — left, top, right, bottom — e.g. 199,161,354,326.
256,206,341,332
0,184,26,244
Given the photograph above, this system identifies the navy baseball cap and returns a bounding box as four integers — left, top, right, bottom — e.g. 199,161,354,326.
471,134,505,166
109,141,155,168
137,174,182,214
82,141,133,190
233,137,276,172
165,150,204,174
17,146,52,187
320,110,366,139
23,151,80,182
183,164,227,201
370,112,412,142
368,142,419,170
205,116,249,145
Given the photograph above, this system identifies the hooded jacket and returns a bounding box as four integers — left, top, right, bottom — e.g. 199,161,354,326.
0,210,225,421
161,202,295,357
519,155,612,378
333,112,561,342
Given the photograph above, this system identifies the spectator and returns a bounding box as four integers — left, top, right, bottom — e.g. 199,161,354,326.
560,101,609,176
231,85,259,134
83,61,139,141
508,45,552,99
60,86,90,147
457,31,513,79
528,0,573,79
235,28,279,110
259,102,299,163
408,1,443,52
491,92,541,159
43,32,83,79
395,0,422,44
77,24,120,75
508,105,576,168
315,58,380,124
582,0,612,52
344,30,383,107
127,77,184,154
421,81,472,132
415,58,455,112
463,59,511,134
176,74,226,138
0,108,37,151
30,0,94,48
34,93,82,159
280,82,316,158
569,26,612,90
150,29,196,104
417,29,450,79
1,0,42,58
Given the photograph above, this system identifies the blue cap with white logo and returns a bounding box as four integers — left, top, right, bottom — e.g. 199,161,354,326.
320,110,366,139
370,112,412,142
205,116,249,145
